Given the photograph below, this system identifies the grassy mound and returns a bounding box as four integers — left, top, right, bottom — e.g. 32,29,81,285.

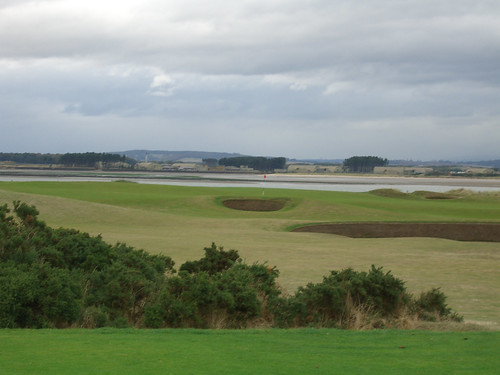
412,191,459,200
369,189,410,198
370,189,460,200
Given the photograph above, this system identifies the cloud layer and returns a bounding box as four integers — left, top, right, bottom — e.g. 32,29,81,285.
1,0,499,160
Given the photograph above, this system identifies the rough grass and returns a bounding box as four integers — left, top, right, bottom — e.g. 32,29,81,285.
1,329,498,375
1,181,499,329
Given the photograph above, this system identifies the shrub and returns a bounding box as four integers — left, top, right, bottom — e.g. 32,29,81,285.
271,266,410,328
0,262,80,328
413,288,463,322
145,254,281,328
0,201,174,328
179,242,239,275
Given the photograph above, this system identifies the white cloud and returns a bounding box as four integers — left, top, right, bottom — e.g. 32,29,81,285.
323,81,357,95
149,74,175,96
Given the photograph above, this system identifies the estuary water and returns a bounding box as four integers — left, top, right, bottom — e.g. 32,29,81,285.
1,170,500,193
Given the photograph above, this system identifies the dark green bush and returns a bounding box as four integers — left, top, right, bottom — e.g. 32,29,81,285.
145,255,280,328
0,262,80,328
0,263,39,328
179,242,239,275
0,201,173,328
282,266,408,327
413,288,463,322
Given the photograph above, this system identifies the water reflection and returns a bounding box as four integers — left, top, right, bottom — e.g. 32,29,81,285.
1,173,499,193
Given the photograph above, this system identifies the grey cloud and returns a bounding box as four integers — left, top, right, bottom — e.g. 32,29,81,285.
0,0,499,160
2,1,498,75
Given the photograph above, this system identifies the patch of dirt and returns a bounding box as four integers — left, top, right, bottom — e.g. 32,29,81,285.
292,223,500,242
222,199,286,212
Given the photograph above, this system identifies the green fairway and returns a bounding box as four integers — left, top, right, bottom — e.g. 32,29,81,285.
1,181,498,221
0,329,498,374
0,181,499,328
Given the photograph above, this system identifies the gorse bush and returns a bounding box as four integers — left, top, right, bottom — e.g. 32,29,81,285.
412,288,463,323
0,201,462,329
178,242,240,275
145,244,280,328
0,262,80,328
271,266,409,328
0,201,173,328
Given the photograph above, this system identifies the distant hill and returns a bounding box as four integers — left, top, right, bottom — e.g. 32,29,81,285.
113,150,246,162
113,151,500,167
466,160,500,168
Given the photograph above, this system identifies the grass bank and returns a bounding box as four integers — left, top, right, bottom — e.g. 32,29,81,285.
1,329,498,374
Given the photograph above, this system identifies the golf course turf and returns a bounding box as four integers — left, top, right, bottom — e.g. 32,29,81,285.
222,197,500,241
0,181,499,327
1,329,499,375
1,180,499,373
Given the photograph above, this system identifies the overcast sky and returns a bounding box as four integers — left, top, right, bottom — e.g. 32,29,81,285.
1,0,499,160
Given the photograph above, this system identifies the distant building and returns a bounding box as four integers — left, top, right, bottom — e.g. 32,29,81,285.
465,168,495,175
222,165,255,172
287,164,342,173
287,164,316,173
373,166,433,175
178,158,203,163
163,163,208,172
135,162,163,171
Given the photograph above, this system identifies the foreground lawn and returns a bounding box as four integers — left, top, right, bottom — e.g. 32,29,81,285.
1,329,498,374
1,182,499,327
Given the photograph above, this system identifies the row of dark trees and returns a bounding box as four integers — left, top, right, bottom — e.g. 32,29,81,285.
207,155,388,174
0,201,461,329
59,153,135,167
0,153,60,164
1,152,389,174
0,152,136,168
218,156,287,172
343,156,388,173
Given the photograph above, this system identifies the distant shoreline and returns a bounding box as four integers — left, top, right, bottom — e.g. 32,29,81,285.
1,168,500,192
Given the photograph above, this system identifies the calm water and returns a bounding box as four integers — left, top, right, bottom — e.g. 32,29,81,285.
1,171,500,193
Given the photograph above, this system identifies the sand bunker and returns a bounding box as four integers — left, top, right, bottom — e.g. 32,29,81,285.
292,223,500,242
222,199,286,212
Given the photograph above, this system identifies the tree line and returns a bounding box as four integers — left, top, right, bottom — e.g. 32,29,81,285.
0,152,136,168
0,201,461,329
59,153,135,167
343,156,388,173
218,156,287,172
0,153,60,164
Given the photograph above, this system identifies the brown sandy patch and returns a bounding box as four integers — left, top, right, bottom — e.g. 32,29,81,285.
222,199,286,212
292,223,500,242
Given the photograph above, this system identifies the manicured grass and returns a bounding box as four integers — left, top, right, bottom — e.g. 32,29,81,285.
1,329,498,374
1,182,499,327
0,181,499,221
